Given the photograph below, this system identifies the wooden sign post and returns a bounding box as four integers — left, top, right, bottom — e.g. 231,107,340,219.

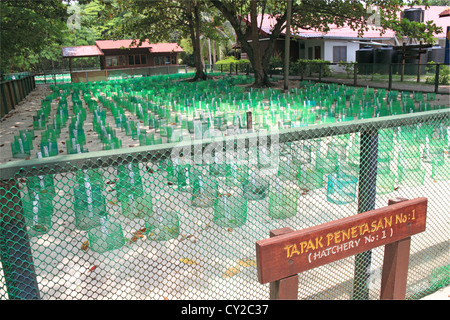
256,197,428,300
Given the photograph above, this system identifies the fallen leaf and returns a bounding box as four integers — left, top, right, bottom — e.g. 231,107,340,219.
132,230,145,238
108,200,118,206
222,266,240,278
180,258,199,265
81,241,89,251
238,259,257,267
163,297,169,300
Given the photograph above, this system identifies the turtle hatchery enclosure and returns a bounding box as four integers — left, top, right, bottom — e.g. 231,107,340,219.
0,73,448,300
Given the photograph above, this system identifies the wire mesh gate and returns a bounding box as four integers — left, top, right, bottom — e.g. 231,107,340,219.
0,101,449,300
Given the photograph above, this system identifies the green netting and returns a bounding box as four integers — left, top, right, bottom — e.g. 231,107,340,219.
0,74,449,300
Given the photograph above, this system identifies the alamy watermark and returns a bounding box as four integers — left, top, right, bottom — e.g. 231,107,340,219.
67,4,81,30
169,127,281,175
366,5,381,28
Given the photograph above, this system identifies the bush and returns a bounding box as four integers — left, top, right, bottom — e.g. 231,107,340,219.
216,56,250,73
425,63,450,85
290,59,332,77
338,61,356,78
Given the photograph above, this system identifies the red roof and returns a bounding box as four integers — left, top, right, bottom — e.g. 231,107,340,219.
148,43,183,53
439,8,450,17
63,40,183,58
95,39,153,50
62,45,104,58
95,39,183,53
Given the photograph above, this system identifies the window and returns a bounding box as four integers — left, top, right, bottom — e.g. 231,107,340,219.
106,55,125,67
314,46,321,59
333,46,347,62
129,54,147,66
154,55,177,65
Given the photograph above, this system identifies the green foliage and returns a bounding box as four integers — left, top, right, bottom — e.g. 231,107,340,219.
290,59,332,77
338,61,356,78
425,64,450,85
393,18,442,44
0,0,68,73
216,56,250,72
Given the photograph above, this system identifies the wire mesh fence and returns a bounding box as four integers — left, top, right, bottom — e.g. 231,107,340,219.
0,77,449,300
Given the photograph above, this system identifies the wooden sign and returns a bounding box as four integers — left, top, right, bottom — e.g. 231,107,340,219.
256,197,427,284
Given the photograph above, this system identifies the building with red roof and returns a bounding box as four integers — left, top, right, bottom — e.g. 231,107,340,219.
62,39,183,71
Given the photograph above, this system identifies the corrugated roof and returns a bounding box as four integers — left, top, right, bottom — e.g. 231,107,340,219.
95,39,153,50
439,8,450,17
148,43,183,53
95,40,183,53
62,45,104,58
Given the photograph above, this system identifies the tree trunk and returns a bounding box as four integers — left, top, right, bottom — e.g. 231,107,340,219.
191,1,207,81
250,0,267,87
211,0,286,88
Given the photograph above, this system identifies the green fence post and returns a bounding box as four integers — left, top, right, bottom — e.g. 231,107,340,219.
0,179,41,300
319,63,322,82
352,127,379,300
388,64,393,91
435,64,440,94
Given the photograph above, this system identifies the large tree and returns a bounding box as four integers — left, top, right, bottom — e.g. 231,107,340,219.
0,0,68,73
98,0,223,81
211,0,443,88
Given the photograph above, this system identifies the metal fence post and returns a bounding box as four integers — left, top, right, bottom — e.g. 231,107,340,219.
388,64,393,91
319,63,322,82
435,64,440,94
0,179,41,300
353,127,379,300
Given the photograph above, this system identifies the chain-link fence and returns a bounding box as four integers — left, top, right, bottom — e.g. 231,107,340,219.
208,62,450,95
0,77,448,300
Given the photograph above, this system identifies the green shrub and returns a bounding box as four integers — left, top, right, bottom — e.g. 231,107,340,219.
290,59,332,77
338,61,356,78
425,63,450,85
216,56,250,73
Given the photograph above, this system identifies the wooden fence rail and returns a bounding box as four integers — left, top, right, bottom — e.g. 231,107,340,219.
0,75,36,118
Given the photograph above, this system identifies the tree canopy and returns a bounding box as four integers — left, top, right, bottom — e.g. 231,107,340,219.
0,0,444,86
0,0,68,73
